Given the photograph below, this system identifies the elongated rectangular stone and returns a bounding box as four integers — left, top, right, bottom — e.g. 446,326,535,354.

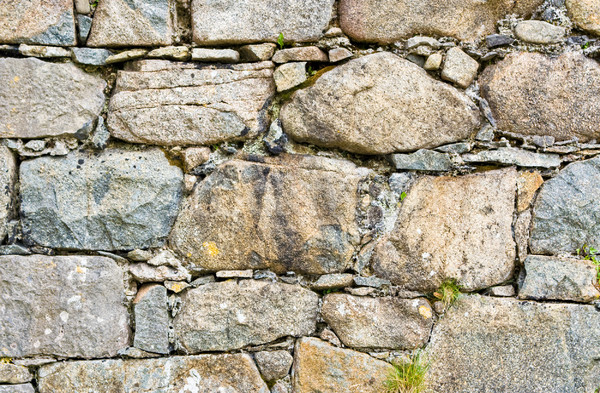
0,146,16,242
133,284,169,354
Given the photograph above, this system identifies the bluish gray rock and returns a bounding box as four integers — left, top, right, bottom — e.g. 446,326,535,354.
77,15,93,43
133,284,170,354
389,149,454,171
0,146,16,242
462,147,561,168
71,48,113,66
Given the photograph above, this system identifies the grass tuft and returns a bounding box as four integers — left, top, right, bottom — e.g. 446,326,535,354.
577,244,600,293
433,279,462,310
384,351,430,393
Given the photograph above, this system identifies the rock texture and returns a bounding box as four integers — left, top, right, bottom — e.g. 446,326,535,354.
38,354,269,392
133,284,170,354
373,168,516,292
0,255,129,358
321,294,433,349
293,338,393,393
530,156,600,254
20,149,183,251
254,350,294,381
515,20,566,44
567,0,600,35
191,0,335,44
170,155,366,274
108,61,275,146
281,52,480,155
0,363,33,384
338,0,543,43
174,280,319,352
427,295,600,392
480,52,600,142
0,385,34,393
0,58,106,139
0,146,16,242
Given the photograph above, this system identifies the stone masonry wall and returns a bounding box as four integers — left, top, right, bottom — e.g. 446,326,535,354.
1,1,600,392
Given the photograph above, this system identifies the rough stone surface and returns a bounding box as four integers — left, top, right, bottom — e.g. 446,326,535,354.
147,46,190,61
71,47,113,65
281,52,480,155
182,147,211,172
274,62,307,92
129,263,191,283
108,61,275,146
0,146,16,242
530,156,600,254
0,255,129,358
170,155,366,274
517,170,544,212
515,210,532,263
272,47,328,63
389,149,454,171
339,0,543,43
0,385,34,393
254,350,293,381
239,43,277,61
480,52,600,142
0,0,76,45
329,48,353,63
441,47,479,88
0,363,33,384
19,44,70,58
87,0,173,47
77,15,92,43
519,255,599,303
0,58,106,139
20,149,183,251
133,284,169,354
567,0,600,35
424,53,443,70
293,338,393,393
174,280,319,352
105,48,148,64
322,294,433,349
38,354,269,393
515,20,566,43
191,48,240,63
489,285,516,297
373,169,516,292
462,147,561,168
191,0,335,45
310,274,355,290
427,295,600,392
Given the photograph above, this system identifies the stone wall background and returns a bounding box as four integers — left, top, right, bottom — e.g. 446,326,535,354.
1,0,600,392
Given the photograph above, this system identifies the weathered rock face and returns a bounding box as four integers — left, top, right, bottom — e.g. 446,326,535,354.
338,0,543,43
0,385,35,393
0,255,129,358
37,354,269,393
567,0,600,35
480,52,600,142
280,52,480,155
0,146,16,242
321,294,433,349
0,363,33,384
108,61,275,146
191,0,335,45
427,295,600,392
0,0,76,46
87,0,173,47
20,149,183,251
530,156,600,255
0,58,106,139
174,280,319,352
293,338,393,393
373,168,516,292
170,155,365,274
133,284,170,354
254,350,293,381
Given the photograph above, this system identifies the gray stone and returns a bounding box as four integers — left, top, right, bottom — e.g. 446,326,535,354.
515,20,566,44
515,210,532,263
424,53,443,70
519,255,600,303
310,273,355,290
108,61,275,146
0,255,129,358
129,263,191,283
87,0,173,47
486,34,515,48
427,295,600,392
191,0,335,45
71,48,113,65
0,0,76,46
0,363,33,384
239,43,277,61
38,354,269,392
567,0,600,35
530,156,600,254
75,0,91,14
480,52,600,142
147,249,181,268
174,280,319,352
19,44,70,58
0,146,16,242
406,36,441,49
117,346,161,359
475,125,495,141
442,47,479,88
339,0,542,43
272,47,328,63
133,284,169,354
281,52,480,155
182,147,211,172
0,58,106,139
0,385,35,393
462,147,561,168
328,48,353,63
77,15,93,43
489,285,516,297
105,48,148,64
274,62,307,92
20,148,183,251
254,350,293,381
127,249,153,261
272,380,292,393
353,276,391,288
170,156,366,275
389,149,454,171
0,245,31,256
322,294,433,349
190,48,240,63
147,46,190,60
373,168,516,292
164,280,190,293
215,270,253,279
190,275,216,287
435,142,472,154
91,116,110,150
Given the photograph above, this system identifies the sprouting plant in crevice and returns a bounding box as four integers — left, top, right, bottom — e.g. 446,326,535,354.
277,33,285,49
384,351,430,393
433,279,462,310
577,244,600,293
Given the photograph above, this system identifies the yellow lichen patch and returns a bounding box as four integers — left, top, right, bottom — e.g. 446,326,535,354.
76,266,85,273
171,283,183,292
202,241,220,256
0,357,12,364
13,76,19,82
419,305,432,319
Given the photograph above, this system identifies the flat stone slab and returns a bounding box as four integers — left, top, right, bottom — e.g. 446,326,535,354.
0,255,129,358
170,155,366,274
20,149,183,251
38,354,268,392
321,294,433,349
462,147,561,168
427,295,600,392
191,0,334,45
174,280,319,352
133,284,169,354
0,58,106,139
0,146,16,242
373,168,516,292
280,52,480,155
108,61,274,146
480,52,600,142
0,385,34,393
0,0,76,45
530,156,600,255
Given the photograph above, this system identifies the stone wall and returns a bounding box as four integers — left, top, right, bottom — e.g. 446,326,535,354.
1,1,600,392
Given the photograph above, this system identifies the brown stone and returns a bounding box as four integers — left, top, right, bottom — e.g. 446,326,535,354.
567,0,600,36
517,170,544,212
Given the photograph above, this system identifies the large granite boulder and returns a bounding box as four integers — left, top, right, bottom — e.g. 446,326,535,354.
0,146,16,242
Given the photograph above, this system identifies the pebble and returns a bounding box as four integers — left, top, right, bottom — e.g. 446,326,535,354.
274,62,307,92
441,47,479,88
515,20,566,44
486,34,514,48
328,47,353,63
424,53,443,70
